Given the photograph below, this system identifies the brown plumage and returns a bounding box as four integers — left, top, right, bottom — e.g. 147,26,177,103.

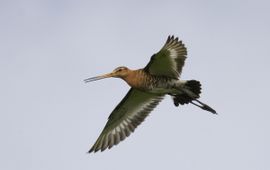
84,35,217,153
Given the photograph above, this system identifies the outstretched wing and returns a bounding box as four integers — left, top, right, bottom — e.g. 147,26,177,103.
89,88,164,153
144,35,187,78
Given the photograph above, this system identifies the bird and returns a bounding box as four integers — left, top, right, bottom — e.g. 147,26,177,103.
84,35,216,153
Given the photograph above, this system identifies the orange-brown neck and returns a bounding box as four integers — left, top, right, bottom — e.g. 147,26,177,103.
121,69,147,89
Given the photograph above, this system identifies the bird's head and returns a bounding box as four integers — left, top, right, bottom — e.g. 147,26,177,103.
112,66,130,78
84,66,131,83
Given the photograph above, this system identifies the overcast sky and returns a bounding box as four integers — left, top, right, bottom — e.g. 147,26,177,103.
1,0,269,170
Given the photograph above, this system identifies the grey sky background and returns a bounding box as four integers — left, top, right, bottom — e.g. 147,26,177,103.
1,0,269,169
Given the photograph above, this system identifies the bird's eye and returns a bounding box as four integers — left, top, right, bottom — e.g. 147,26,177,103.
117,68,122,72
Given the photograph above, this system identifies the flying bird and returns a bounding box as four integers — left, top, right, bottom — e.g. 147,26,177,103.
85,35,216,153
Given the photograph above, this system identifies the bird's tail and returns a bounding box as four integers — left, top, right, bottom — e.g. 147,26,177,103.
172,80,201,106
172,80,217,114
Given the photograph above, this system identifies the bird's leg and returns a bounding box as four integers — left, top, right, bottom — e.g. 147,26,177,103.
191,99,217,114
172,88,217,114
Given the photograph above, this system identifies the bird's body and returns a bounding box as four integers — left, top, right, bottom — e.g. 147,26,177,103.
85,36,217,153
119,68,181,94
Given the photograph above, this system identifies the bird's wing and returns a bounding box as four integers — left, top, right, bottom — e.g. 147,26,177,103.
89,88,164,153
144,35,187,78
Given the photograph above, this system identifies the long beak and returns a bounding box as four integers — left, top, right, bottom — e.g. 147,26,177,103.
84,73,114,83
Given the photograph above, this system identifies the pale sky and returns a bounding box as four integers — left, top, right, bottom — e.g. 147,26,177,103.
1,0,269,170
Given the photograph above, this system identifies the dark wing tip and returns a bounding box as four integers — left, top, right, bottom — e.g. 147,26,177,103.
167,35,176,40
88,141,106,153
165,35,184,47
88,148,94,153
167,35,178,40
87,146,105,153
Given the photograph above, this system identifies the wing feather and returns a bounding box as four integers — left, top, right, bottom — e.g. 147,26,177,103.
144,35,187,78
89,88,164,153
